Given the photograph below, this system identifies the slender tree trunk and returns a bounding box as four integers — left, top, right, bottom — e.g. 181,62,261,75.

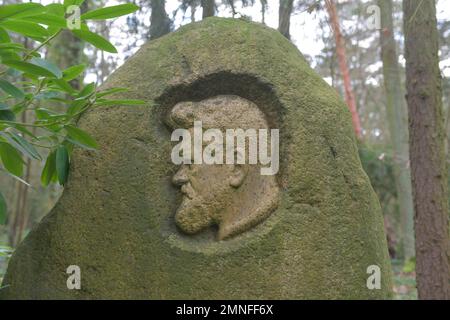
378,0,415,260
191,3,196,22
325,0,362,138
8,180,22,246
8,112,31,247
13,157,31,246
278,0,294,39
403,0,450,299
150,0,171,40
227,0,236,17
261,0,267,24
201,0,215,19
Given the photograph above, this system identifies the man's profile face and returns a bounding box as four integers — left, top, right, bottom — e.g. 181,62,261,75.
172,157,235,235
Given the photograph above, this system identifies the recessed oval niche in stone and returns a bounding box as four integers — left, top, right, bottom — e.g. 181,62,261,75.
157,76,284,253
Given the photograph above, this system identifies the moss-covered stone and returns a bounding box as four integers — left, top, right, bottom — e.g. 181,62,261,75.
1,17,392,299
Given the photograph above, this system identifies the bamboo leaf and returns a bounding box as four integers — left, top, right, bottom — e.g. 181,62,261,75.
0,79,25,99
63,0,86,8
0,141,24,177
45,3,65,16
0,27,11,42
62,64,86,81
0,19,48,38
26,14,68,28
0,43,25,50
81,4,139,20
41,149,56,187
96,87,128,98
30,57,63,78
71,29,117,53
2,60,57,77
51,79,76,95
65,125,98,150
0,3,43,20
0,132,41,160
94,99,145,106
56,145,69,185
0,110,15,121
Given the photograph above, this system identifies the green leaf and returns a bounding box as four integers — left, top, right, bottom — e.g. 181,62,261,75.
0,132,41,160
67,99,87,116
65,125,98,150
76,82,95,99
64,0,86,8
41,149,56,187
0,3,43,20
45,3,65,17
35,108,54,120
0,110,15,121
72,29,117,53
81,4,139,20
0,20,48,38
30,57,63,78
0,27,11,42
62,64,86,81
6,5,47,20
0,50,21,61
96,87,128,98
27,35,47,44
8,123,37,139
0,43,25,50
94,99,145,106
35,90,62,101
10,101,27,114
56,145,69,185
26,14,67,28
0,141,24,177
0,191,6,225
51,79,76,95
2,60,57,77
0,79,25,99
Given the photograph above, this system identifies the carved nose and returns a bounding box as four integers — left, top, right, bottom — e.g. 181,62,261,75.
172,166,189,186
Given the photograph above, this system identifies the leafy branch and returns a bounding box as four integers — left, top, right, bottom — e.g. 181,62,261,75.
0,1,143,224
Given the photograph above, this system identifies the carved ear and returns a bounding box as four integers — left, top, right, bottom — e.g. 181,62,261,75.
229,164,248,188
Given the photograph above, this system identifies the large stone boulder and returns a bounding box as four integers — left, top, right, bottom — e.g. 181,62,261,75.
1,17,392,299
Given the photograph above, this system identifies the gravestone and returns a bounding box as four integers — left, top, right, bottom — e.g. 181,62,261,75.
1,17,392,299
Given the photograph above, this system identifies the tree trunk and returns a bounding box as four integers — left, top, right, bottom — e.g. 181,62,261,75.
325,0,362,138
191,3,197,22
403,0,450,299
150,0,171,40
378,0,415,260
8,111,32,247
278,0,293,39
261,0,268,24
201,0,215,19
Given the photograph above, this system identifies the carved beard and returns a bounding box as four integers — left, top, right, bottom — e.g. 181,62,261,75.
175,185,213,235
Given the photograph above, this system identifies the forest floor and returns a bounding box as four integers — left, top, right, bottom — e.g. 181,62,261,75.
391,259,417,300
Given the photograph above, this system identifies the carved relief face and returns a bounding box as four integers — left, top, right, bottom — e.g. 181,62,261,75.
172,161,240,235
167,95,280,240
